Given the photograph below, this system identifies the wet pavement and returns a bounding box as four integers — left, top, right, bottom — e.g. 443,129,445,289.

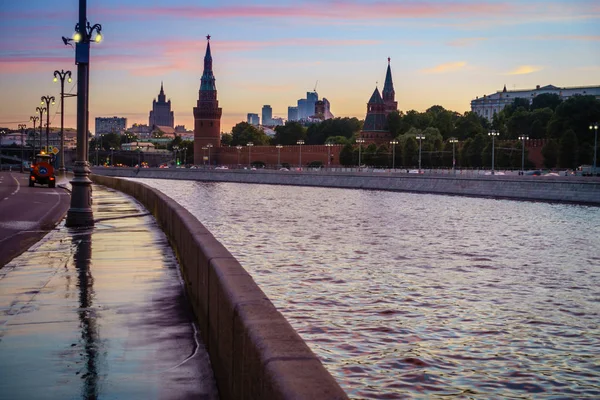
0,184,218,399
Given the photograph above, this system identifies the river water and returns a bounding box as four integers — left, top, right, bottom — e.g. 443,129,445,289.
137,179,600,399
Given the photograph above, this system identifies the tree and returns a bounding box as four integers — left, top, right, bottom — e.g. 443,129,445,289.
230,122,270,146
305,117,362,144
547,95,600,143
402,137,418,167
466,133,487,168
362,143,378,166
542,139,559,168
221,133,232,146
531,93,562,111
326,136,350,145
274,121,306,145
558,129,578,168
506,108,532,140
529,108,553,139
452,111,486,140
339,144,355,166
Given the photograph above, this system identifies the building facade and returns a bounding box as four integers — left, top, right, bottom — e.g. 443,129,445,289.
360,58,397,143
247,113,260,126
95,117,127,135
287,106,298,122
149,82,174,128
471,84,600,121
193,35,222,163
262,105,273,126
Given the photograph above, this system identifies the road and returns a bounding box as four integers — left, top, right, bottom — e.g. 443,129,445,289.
0,171,70,268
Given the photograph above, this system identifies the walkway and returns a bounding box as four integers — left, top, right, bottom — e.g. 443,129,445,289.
0,184,218,399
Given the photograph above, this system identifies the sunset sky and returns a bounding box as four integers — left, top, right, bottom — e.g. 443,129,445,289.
1,0,599,134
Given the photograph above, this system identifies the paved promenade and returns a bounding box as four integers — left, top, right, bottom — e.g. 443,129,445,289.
0,184,218,399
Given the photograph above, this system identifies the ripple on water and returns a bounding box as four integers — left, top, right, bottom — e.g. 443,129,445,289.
137,179,600,399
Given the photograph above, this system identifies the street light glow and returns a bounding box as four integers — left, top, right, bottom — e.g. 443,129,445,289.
73,32,82,42
95,32,102,43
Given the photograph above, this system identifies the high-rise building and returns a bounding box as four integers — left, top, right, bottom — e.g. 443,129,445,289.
193,35,222,163
149,82,174,128
247,113,260,126
306,91,318,118
95,116,127,135
297,99,307,120
262,105,273,126
288,106,298,122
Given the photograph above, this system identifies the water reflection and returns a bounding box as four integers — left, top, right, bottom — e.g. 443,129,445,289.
138,179,600,399
71,228,99,399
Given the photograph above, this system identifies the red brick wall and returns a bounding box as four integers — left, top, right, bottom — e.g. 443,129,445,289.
215,145,343,167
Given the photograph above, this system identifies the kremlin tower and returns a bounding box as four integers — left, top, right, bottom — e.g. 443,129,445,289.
194,35,222,164
360,58,397,144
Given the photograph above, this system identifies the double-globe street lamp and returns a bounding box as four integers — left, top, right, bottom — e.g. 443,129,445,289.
590,123,598,175
488,130,499,175
247,142,254,167
276,144,283,168
390,140,398,170
325,142,333,168
297,140,304,169
18,124,26,172
36,106,46,154
64,1,103,227
54,69,72,173
449,138,458,174
29,116,39,156
356,138,365,168
40,95,55,151
416,135,425,172
518,135,529,175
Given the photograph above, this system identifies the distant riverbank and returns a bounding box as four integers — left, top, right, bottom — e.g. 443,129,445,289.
91,167,600,206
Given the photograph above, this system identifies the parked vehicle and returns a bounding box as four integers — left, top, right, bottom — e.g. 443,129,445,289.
29,154,56,188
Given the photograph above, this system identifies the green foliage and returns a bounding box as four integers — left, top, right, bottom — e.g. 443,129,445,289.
541,139,559,168
221,133,232,146
558,129,578,168
339,143,355,166
547,95,600,143
230,122,270,146
402,137,418,167
305,117,362,144
90,132,120,151
326,136,350,145
308,161,323,167
274,121,306,145
531,93,562,111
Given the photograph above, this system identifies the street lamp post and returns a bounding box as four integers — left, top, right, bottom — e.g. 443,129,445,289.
183,148,187,165
65,0,103,227
0,130,4,171
518,135,528,175
236,145,242,167
40,95,55,151
449,138,458,174
590,123,598,175
29,116,39,157
297,140,304,169
110,147,114,166
276,144,283,168
54,69,72,173
36,106,46,153
137,146,142,167
325,142,333,168
95,145,99,166
488,130,499,175
18,124,26,172
416,135,425,172
207,143,213,167
173,145,179,166
247,142,254,167
356,138,365,168
390,140,398,170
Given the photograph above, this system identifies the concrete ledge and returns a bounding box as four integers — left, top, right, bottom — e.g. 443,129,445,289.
90,174,348,400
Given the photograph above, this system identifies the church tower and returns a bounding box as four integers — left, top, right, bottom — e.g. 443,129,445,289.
382,57,398,114
194,35,222,164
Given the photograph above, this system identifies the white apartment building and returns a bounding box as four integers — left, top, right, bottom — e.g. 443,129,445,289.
471,84,600,121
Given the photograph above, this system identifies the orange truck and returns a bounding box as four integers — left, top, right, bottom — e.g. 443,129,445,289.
29,154,56,188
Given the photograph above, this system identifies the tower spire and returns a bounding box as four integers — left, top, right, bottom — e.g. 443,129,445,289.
382,58,397,113
200,35,215,91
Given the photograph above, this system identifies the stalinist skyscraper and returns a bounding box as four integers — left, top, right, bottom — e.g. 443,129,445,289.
194,35,222,164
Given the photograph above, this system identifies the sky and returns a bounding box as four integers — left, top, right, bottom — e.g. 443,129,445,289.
1,0,599,134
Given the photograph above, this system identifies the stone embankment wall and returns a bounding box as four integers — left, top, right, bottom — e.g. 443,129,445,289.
93,167,600,206
90,175,348,400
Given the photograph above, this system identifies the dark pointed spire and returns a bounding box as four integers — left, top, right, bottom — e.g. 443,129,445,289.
503,84,507,93
157,81,166,102
160,81,164,94
382,58,394,97
368,87,384,104
200,35,216,91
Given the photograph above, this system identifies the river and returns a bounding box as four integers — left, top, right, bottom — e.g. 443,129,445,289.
137,178,600,399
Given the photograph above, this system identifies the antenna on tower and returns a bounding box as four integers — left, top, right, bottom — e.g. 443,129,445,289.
313,80,319,92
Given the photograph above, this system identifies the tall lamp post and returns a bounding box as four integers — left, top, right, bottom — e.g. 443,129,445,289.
276,144,283,168
416,135,425,172
449,138,458,174
590,123,598,176
356,138,365,168
207,143,213,167
64,0,103,227
18,124,26,172
518,135,528,175
247,142,254,167
182,147,187,165
173,145,179,165
29,116,39,157
488,130,499,175
297,140,304,169
0,130,4,171
390,140,398,170
325,142,333,168
137,146,142,167
40,95,55,151
109,147,114,166
54,69,72,173
36,106,46,153
236,145,242,167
